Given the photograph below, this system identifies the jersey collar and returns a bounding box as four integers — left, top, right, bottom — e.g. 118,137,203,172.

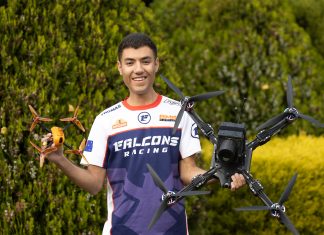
122,94,162,110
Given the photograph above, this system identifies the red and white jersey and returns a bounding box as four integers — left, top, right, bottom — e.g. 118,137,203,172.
82,95,201,235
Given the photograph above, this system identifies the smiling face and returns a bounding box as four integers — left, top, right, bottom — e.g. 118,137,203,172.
117,46,159,103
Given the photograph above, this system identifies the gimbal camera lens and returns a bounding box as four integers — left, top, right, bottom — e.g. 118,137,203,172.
218,139,236,163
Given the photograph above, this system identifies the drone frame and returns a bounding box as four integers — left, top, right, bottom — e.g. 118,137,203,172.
28,105,89,167
146,75,324,234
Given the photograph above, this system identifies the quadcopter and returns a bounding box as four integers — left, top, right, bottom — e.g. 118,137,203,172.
28,105,89,167
146,75,324,234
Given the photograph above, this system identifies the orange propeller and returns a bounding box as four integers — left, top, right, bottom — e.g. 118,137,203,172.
28,105,53,132
29,141,57,167
64,138,89,164
60,105,85,132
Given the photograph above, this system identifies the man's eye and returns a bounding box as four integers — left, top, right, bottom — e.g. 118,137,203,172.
126,61,133,65
143,60,150,64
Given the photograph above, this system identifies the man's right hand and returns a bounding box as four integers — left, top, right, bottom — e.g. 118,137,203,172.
41,133,64,164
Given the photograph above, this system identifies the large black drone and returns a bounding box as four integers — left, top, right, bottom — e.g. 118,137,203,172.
146,75,324,234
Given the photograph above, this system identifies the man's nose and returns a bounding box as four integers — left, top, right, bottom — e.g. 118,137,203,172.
134,62,144,73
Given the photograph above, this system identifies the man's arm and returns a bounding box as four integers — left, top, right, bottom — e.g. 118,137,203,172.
49,153,106,195
179,154,246,191
41,134,106,195
179,154,206,185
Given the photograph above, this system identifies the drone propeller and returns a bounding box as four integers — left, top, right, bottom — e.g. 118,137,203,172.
64,138,89,164
235,173,299,235
60,105,86,132
257,76,324,130
160,75,224,134
29,140,58,167
28,105,53,132
146,163,210,229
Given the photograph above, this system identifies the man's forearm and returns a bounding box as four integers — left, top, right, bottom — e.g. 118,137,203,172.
51,155,106,195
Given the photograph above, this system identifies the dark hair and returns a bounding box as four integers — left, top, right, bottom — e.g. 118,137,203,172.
117,33,157,61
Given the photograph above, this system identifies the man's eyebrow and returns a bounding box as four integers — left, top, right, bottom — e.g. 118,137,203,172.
140,56,152,60
124,56,153,61
124,58,135,61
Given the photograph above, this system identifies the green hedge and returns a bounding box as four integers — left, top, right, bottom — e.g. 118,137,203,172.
0,0,177,234
151,0,324,136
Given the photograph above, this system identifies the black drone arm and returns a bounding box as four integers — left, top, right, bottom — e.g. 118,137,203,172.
171,167,219,204
239,169,273,206
247,115,295,150
187,109,218,145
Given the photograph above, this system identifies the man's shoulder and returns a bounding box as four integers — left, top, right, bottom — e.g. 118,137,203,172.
161,95,181,107
98,102,123,117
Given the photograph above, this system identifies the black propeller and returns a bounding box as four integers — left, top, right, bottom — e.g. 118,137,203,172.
235,173,299,235
146,163,211,229
257,76,324,131
160,75,224,134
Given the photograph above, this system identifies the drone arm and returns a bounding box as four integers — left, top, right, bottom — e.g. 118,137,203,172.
247,117,294,150
38,122,51,133
244,147,253,172
173,167,219,203
187,110,218,145
239,169,273,207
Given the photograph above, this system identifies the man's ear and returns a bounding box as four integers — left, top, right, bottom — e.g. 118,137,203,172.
155,57,160,73
117,60,122,75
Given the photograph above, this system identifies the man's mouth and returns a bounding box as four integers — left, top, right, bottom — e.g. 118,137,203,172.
132,76,147,81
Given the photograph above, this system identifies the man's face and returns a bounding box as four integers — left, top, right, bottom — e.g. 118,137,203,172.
117,46,159,97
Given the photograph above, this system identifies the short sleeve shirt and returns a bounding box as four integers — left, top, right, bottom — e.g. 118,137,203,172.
82,95,201,235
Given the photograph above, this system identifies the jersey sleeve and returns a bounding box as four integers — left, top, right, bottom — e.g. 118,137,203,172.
80,115,108,168
179,113,201,159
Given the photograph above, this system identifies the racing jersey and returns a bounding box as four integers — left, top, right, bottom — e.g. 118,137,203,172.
81,95,201,235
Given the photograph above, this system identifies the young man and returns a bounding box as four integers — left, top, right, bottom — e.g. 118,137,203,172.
43,33,245,234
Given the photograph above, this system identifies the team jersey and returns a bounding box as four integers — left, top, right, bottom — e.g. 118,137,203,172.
81,95,201,235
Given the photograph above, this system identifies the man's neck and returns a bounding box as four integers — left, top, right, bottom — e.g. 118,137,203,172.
126,92,159,106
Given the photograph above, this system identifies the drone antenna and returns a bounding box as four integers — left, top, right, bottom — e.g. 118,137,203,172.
236,97,247,123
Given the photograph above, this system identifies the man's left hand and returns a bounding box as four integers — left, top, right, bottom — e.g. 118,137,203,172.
230,173,246,191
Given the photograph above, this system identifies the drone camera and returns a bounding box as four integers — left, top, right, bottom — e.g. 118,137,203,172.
212,122,247,188
216,122,246,164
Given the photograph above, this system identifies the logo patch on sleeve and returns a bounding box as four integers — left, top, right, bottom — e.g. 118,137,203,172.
84,140,94,152
191,124,199,138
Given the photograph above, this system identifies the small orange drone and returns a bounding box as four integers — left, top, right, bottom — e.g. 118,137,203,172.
28,105,89,167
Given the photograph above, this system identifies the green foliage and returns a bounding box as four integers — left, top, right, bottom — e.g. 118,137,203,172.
289,0,324,58
0,0,177,233
151,0,324,136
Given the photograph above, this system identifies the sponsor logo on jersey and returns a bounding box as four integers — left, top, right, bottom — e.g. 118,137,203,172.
164,99,180,106
112,119,127,129
159,114,177,122
191,123,199,138
101,104,121,116
112,135,180,158
84,140,94,152
138,112,151,124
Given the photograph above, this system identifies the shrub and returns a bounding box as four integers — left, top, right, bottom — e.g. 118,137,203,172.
0,0,178,234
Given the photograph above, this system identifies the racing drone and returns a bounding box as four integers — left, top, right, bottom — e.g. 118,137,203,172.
146,75,324,234
28,105,89,167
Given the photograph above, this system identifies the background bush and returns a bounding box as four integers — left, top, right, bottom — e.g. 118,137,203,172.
151,0,324,135
0,0,323,234
0,0,177,234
